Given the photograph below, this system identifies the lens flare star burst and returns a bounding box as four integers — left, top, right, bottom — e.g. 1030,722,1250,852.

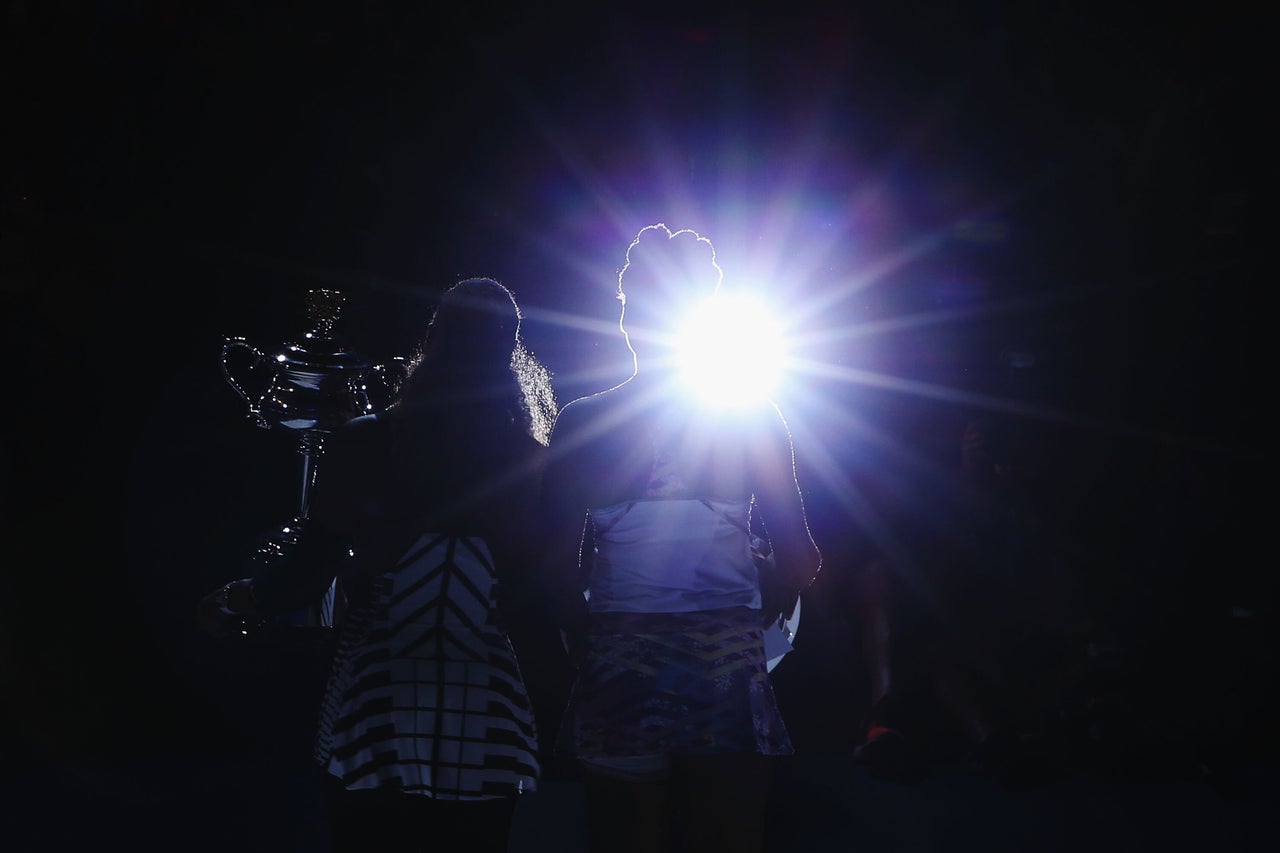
675,294,788,406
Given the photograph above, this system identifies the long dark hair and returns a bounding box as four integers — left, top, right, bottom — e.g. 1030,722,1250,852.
394,277,556,445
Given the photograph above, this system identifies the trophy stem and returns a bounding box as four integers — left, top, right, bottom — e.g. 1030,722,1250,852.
297,432,327,521
292,431,340,627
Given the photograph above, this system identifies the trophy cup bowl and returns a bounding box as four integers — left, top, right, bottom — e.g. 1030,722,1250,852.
221,289,383,433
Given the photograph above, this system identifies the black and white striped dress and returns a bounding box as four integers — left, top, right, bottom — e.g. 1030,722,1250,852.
313,531,540,800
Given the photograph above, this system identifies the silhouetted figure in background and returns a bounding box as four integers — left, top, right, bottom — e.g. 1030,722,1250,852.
540,224,822,853
932,407,1090,782
849,553,926,782
198,278,566,852
852,351,1092,789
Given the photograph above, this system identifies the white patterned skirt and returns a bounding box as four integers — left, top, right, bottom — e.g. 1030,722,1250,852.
314,533,540,800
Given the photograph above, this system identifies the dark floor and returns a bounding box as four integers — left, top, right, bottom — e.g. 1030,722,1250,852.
7,740,1274,852
8,585,1276,852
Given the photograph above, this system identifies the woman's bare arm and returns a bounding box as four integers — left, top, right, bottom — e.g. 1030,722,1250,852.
748,401,822,602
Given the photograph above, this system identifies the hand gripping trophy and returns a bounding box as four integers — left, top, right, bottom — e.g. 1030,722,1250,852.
203,288,401,642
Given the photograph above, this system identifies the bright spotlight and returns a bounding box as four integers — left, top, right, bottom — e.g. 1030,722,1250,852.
675,295,786,406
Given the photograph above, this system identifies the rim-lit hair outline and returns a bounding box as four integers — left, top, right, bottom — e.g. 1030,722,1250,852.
615,223,724,307
396,277,557,446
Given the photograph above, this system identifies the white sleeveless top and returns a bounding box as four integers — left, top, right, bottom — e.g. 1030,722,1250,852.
587,496,762,613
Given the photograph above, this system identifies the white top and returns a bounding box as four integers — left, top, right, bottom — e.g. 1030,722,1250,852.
587,496,762,614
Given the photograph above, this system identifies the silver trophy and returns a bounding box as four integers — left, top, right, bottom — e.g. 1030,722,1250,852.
220,288,403,634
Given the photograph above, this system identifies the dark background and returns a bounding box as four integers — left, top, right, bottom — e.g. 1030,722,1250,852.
2,0,1272,845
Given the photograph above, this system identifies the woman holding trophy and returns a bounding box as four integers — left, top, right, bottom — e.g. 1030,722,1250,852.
199,277,562,852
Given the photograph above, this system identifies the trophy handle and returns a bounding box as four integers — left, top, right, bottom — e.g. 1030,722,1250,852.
220,337,269,427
